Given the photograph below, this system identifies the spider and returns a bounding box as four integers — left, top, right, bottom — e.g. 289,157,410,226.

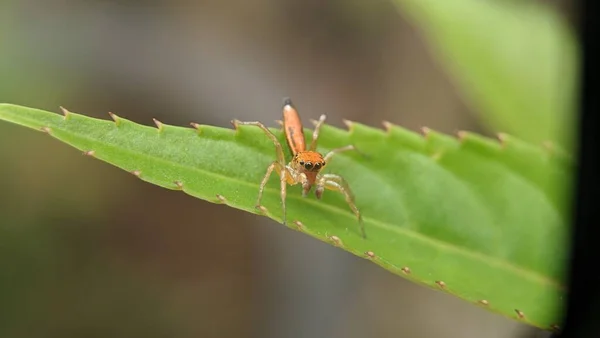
232,97,365,238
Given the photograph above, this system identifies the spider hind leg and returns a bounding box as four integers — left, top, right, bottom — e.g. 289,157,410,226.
316,173,365,238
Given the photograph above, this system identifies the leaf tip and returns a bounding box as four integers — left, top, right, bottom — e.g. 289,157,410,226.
420,126,431,138
293,220,305,230
328,234,343,247
190,122,202,133
152,118,164,132
255,205,268,214
59,106,71,120
514,309,525,319
108,112,121,126
342,119,355,132
496,132,508,147
382,120,393,134
216,194,228,204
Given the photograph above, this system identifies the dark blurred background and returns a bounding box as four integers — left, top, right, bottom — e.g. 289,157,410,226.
0,1,578,337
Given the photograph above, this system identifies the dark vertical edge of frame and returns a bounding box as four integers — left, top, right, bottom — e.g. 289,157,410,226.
557,0,600,337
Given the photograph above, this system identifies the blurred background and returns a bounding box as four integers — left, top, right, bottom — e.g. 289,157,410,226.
0,1,579,337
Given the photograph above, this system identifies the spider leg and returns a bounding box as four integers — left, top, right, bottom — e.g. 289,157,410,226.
256,161,283,207
232,120,286,165
309,114,327,151
232,120,294,223
316,174,365,238
317,173,355,201
322,145,358,164
255,161,292,225
279,166,288,224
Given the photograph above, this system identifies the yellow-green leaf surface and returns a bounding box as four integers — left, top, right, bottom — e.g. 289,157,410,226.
0,104,572,330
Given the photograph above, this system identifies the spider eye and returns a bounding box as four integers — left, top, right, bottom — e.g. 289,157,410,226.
304,162,313,170
322,161,326,167
314,162,321,170
299,160,304,165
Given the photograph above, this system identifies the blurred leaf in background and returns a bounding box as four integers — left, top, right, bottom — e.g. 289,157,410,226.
392,0,579,150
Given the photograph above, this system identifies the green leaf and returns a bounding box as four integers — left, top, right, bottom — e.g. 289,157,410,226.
0,103,572,330
391,0,579,149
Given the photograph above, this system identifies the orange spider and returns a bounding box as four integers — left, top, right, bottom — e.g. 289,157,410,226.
232,98,365,238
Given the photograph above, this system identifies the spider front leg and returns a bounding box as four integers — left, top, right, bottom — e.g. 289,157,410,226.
231,120,286,165
255,160,280,200
323,145,359,163
255,161,292,224
232,120,290,223
297,172,311,197
309,114,327,150
316,174,365,238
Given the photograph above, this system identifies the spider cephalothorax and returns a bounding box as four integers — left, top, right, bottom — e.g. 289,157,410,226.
290,151,326,196
293,152,326,173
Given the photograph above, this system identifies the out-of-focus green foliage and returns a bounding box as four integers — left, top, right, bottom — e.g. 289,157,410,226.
392,0,579,150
